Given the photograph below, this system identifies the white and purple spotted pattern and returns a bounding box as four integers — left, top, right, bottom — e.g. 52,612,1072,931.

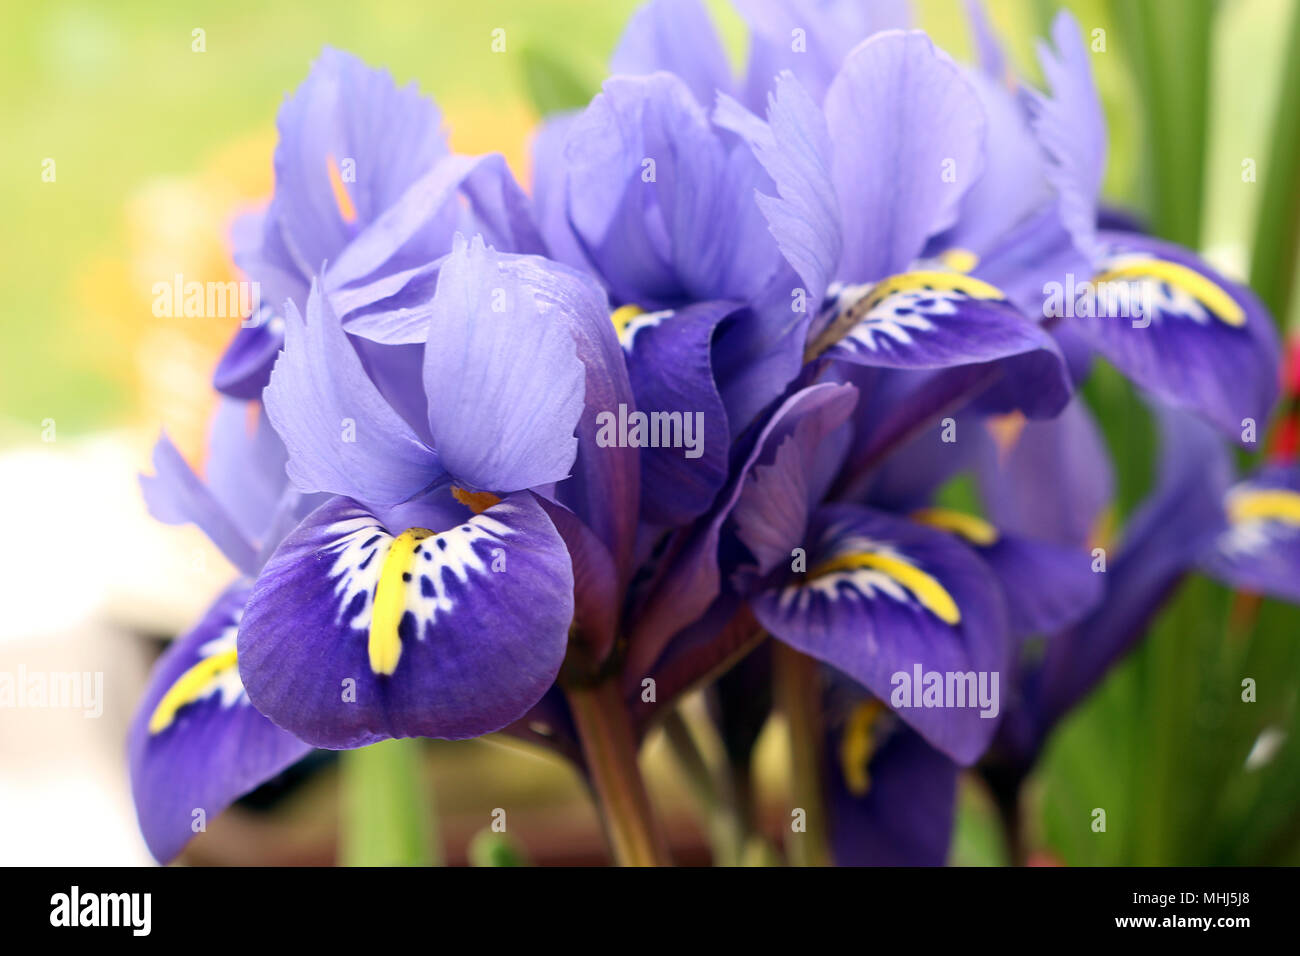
237,492,574,748
321,507,514,635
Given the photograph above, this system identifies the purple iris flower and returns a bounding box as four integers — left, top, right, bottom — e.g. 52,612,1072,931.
215,47,544,399
959,9,1280,438
238,236,603,749
126,2,1300,869
133,401,323,862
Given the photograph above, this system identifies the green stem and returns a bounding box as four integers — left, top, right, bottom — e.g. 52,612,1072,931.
661,709,745,865
339,737,440,866
773,642,832,866
566,677,672,866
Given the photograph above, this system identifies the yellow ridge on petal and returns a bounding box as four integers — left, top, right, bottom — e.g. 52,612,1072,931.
610,304,644,337
1227,488,1300,526
810,551,961,625
937,248,980,274
148,648,239,734
910,507,998,546
369,528,434,676
839,699,886,797
860,270,1005,315
1092,257,1245,327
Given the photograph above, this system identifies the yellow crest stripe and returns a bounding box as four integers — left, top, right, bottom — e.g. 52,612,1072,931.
1092,257,1245,327
810,551,961,625
839,699,886,797
1227,488,1300,526
910,507,998,546
369,528,434,676
610,304,644,337
936,248,980,274
148,648,239,734
860,270,1005,315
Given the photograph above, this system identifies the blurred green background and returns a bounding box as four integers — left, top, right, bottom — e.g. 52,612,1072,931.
2,0,1298,865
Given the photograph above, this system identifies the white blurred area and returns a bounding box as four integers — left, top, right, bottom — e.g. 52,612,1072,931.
0,431,231,865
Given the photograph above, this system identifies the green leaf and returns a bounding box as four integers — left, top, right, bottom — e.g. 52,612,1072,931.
1248,1,1300,327
339,738,440,866
1108,0,1215,247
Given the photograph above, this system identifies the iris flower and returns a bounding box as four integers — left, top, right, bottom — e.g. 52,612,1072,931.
128,1,1300,867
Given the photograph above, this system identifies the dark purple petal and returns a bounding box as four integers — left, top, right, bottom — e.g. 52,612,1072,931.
1062,233,1281,440
827,700,957,866
822,276,1071,419
622,301,734,526
238,492,573,748
1202,465,1300,602
752,503,1010,764
129,581,311,863
212,308,289,400
625,382,858,676
977,534,1102,640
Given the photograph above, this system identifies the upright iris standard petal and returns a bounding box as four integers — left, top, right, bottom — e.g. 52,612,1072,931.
563,72,782,309
1022,10,1106,263
717,72,842,312
1064,233,1280,439
610,0,735,106
264,282,441,507
933,66,1054,257
237,492,573,748
270,47,448,276
824,31,985,283
1203,466,1300,602
497,252,641,578
737,0,913,108
129,582,312,863
752,504,1010,764
329,152,545,296
827,699,958,866
422,236,585,493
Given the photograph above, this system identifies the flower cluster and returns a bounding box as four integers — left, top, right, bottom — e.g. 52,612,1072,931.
131,0,1299,865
